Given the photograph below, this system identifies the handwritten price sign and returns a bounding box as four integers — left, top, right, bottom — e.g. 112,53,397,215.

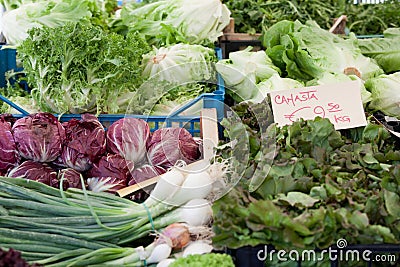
270,81,367,130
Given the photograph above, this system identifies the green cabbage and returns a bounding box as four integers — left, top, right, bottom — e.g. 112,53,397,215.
114,0,231,46
215,47,280,102
142,43,216,84
365,72,400,118
252,73,303,103
262,20,384,82
0,0,91,46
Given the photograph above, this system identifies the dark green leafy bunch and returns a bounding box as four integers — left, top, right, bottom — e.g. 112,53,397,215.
213,107,400,251
18,21,150,114
217,99,276,188
345,0,400,36
223,0,345,34
223,0,400,35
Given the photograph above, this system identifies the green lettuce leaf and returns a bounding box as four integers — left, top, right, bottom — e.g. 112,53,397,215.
0,0,91,46
358,36,400,73
262,20,384,82
364,72,400,118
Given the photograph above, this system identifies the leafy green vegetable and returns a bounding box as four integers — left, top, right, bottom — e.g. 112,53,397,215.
262,20,384,82
142,44,216,84
0,0,91,46
112,0,230,47
215,47,281,102
169,253,235,267
18,21,150,114
383,28,400,38
358,29,400,73
223,0,344,34
346,1,400,36
0,84,39,114
364,72,400,118
223,0,400,35
213,109,400,250
254,74,304,103
148,83,213,116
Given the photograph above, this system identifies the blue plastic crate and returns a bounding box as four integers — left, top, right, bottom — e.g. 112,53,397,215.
0,48,225,136
0,45,17,88
0,45,26,89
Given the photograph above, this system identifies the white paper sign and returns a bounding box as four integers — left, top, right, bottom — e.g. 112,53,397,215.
270,81,367,130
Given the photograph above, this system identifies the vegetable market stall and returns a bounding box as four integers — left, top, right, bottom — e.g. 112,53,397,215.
0,0,399,266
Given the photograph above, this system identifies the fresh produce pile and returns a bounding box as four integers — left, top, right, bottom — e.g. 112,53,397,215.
217,20,400,119
0,165,229,265
213,99,400,254
0,0,229,115
223,0,400,35
0,112,203,195
0,1,399,266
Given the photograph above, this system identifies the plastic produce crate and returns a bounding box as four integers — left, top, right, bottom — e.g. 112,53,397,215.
0,45,20,88
0,45,27,90
0,48,225,136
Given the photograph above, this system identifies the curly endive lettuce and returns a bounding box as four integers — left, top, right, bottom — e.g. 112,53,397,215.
169,253,235,267
18,21,150,114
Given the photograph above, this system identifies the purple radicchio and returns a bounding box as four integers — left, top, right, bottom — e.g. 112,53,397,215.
12,113,65,162
58,168,84,190
0,115,20,176
0,114,17,125
86,154,134,193
147,128,200,168
61,114,106,172
7,160,58,186
106,118,150,165
128,164,166,186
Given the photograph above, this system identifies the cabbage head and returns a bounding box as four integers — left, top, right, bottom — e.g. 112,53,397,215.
365,72,400,118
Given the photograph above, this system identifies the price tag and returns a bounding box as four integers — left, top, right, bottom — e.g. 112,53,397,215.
270,81,367,130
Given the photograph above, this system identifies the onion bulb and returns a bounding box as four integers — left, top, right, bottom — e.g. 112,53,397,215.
158,223,190,249
145,169,186,206
147,243,172,264
178,199,212,226
166,171,213,206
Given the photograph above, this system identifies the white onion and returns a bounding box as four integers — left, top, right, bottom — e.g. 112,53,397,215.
145,169,186,206
178,199,212,226
166,171,214,206
147,243,172,264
